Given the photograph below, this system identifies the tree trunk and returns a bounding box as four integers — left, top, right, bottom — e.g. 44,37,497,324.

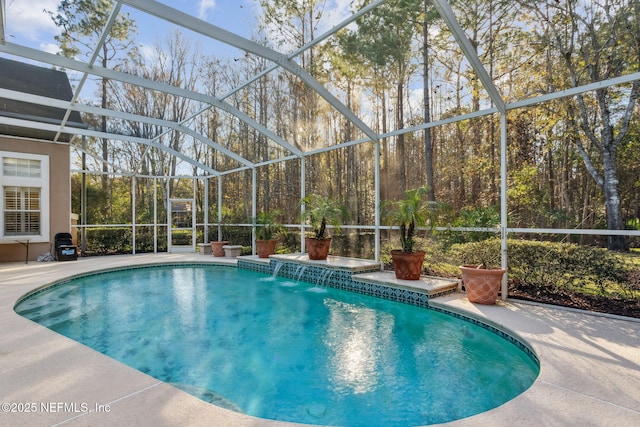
602,148,626,250
542,1,639,251
423,7,435,202
101,51,109,217
396,76,406,194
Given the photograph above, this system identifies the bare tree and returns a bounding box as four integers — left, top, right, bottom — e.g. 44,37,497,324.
49,0,136,202
529,0,640,250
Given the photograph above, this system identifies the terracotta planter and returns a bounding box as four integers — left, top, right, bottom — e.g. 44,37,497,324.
391,250,426,280
210,241,229,257
256,239,277,258
305,237,332,260
460,265,506,304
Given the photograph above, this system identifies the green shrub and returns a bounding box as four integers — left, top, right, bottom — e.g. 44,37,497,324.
505,240,570,289
86,228,132,254
624,269,640,298
439,205,500,246
441,238,631,297
507,240,628,295
448,238,502,269
134,230,156,253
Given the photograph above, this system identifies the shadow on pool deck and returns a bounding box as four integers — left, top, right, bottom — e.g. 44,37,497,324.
1,253,639,427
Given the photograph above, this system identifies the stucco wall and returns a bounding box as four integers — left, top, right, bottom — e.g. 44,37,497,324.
0,137,71,262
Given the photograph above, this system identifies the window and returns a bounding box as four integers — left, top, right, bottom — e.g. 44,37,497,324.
4,187,41,236
3,158,41,178
1,151,49,242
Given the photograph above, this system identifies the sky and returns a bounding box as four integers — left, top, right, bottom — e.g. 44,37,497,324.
2,0,429,141
3,0,364,104
4,0,357,57
4,0,258,55
3,0,266,100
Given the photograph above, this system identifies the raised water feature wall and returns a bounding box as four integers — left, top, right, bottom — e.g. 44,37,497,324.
237,255,458,308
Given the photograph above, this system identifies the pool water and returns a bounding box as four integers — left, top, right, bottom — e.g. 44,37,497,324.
15,265,539,426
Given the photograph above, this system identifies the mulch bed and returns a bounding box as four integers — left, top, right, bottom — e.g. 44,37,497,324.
387,264,640,319
508,283,640,319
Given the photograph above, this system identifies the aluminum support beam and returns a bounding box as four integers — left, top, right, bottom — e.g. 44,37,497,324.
508,72,640,110
374,139,381,263
0,42,298,160
431,0,506,114
204,178,209,243
0,87,241,173
55,2,123,143
169,0,388,159
121,0,380,144
217,177,223,241
0,115,217,175
500,114,508,300
0,0,5,44
73,145,132,176
252,168,257,255
132,176,137,254
300,157,306,253
226,0,388,98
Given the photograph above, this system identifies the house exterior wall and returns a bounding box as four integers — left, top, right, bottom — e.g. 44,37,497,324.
0,137,71,262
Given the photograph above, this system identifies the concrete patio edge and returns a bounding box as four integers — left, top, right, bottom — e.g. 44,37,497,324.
1,254,639,427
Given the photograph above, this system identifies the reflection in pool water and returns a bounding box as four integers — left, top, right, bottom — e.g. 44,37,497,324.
15,264,539,427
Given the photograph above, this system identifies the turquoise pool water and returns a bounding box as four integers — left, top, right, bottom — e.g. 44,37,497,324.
15,265,538,426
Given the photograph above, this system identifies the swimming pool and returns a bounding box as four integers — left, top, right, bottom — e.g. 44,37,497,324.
15,264,539,426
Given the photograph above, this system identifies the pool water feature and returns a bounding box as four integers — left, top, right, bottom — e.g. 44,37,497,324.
15,264,539,426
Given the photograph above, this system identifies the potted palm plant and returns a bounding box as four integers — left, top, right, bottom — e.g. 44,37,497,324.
255,211,283,258
301,194,346,260
386,187,430,280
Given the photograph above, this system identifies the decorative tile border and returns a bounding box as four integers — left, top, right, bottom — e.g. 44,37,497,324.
237,259,272,275
429,304,540,364
238,258,535,364
15,263,232,307
240,259,456,308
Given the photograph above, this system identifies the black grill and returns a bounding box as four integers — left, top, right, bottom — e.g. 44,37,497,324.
54,232,77,261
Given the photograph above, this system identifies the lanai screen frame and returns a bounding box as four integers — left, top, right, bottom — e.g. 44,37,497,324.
1,0,640,300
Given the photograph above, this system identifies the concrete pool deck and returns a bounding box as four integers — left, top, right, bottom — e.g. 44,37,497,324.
0,253,639,427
